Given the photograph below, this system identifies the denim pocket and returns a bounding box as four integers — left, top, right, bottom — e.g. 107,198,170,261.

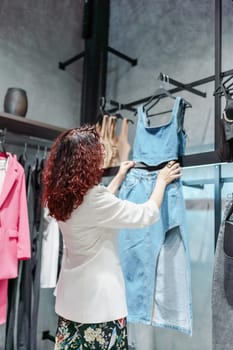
119,177,139,199
164,181,181,229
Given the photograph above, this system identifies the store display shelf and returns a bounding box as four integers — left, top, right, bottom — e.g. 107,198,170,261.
0,112,66,141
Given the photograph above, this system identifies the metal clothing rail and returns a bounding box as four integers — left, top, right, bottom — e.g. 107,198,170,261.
108,72,209,114
59,46,137,71
158,72,206,98
108,68,233,114
109,68,233,112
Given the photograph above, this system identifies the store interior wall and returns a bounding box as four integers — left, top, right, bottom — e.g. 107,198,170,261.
0,1,233,349
107,0,233,154
0,0,84,129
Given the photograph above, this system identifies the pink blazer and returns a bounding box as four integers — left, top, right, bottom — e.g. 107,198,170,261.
0,152,30,324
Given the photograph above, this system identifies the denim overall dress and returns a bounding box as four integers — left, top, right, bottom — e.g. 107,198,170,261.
119,97,192,335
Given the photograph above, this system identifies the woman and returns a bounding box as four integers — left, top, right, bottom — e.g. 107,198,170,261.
42,125,181,350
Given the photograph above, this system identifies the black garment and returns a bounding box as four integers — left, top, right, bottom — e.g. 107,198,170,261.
57,231,63,281
5,278,18,350
224,96,233,121
17,163,44,350
212,200,233,350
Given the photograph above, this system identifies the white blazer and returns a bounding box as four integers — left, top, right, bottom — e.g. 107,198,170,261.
55,185,159,323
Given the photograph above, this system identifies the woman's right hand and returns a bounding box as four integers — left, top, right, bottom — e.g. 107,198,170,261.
157,161,182,185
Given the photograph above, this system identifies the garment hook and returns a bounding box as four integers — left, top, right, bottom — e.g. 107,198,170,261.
36,144,40,158
23,142,27,156
43,146,48,159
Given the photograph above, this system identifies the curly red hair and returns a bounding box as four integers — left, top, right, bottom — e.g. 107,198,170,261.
42,125,104,221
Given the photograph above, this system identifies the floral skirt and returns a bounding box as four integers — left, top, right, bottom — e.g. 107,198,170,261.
54,316,128,350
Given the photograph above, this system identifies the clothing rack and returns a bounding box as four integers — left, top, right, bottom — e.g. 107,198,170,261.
99,96,137,114
4,131,52,152
108,71,208,114
108,68,233,116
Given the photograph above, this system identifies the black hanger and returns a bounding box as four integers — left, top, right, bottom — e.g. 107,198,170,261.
214,76,233,98
0,129,7,157
143,88,191,118
99,96,107,116
96,97,108,125
35,145,40,171
126,118,134,125
108,101,134,124
40,146,48,169
143,87,176,112
19,143,28,167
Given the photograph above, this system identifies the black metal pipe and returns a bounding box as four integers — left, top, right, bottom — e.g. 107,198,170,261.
42,331,55,343
81,0,110,125
214,164,222,249
182,151,220,167
120,67,233,110
215,0,222,150
159,72,206,98
108,99,137,113
58,52,84,70
108,46,137,66
214,0,222,248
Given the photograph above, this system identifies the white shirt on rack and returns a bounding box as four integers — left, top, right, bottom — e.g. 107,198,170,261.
0,158,8,194
55,184,159,323
40,207,60,288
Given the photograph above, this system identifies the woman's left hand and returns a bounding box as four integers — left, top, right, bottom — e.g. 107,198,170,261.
117,161,135,179
107,161,135,194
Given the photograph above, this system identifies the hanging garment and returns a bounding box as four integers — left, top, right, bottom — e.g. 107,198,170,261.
218,117,233,162
212,200,233,350
118,97,192,335
118,118,131,162
224,95,233,121
40,207,60,288
108,116,121,167
17,161,44,350
100,115,113,168
5,156,29,350
0,153,30,325
0,280,8,324
133,97,186,165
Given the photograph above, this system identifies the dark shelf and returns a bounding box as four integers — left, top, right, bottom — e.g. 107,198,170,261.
0,112,66,141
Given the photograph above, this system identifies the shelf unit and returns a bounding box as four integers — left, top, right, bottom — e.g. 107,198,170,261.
0,112,66,141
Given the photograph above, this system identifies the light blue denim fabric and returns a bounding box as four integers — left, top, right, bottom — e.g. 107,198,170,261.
119,169,192,335
118,98,192,335
133,97,186,165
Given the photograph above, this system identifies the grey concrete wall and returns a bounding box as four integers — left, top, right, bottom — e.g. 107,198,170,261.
107,0,233,154
0,0,84,129
0,1,84,349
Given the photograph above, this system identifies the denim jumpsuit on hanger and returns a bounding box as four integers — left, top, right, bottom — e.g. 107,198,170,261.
119,97,192,335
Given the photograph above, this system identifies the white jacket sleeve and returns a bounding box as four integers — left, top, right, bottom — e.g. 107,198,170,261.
89,185,159,229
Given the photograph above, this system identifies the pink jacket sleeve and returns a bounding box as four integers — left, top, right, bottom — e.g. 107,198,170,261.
17,171,31,260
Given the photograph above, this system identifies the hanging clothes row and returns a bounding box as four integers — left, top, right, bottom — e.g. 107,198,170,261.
106,92,193,335
1,143,61,350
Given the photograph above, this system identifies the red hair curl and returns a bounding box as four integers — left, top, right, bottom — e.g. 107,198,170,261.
42,125,104,221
